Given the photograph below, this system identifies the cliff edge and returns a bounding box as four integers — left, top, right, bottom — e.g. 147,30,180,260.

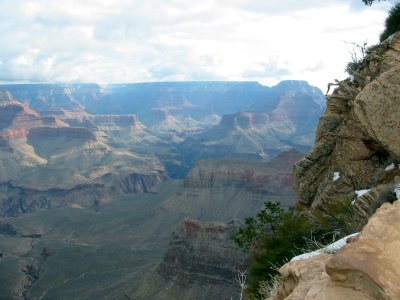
272,33,400,299
294,32,400,225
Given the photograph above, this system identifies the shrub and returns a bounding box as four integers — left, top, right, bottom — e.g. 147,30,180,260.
230,201,284,250
363,0,386,5
231,197,356,297
257,275,283,299
345,41,368,83
380,3,400,42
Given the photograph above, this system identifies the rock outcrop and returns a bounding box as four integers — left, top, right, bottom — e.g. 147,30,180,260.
158,218,248,285
270,199,400,300
90,114,145,131
0,98,69,138
132,218,248,300
183,149,301,196
0,182,105,217
294,33,400,216
273,33,400,300
0,170,166,217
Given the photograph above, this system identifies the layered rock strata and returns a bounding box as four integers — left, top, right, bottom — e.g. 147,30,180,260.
158,218,248,285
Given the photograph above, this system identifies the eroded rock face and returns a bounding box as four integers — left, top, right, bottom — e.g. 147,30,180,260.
0,95,167,216
158,218,248,286
294,33,400,211
184,149,302,196
0,182,106,217
271,199,400,300
90,114,145,130
277,33,400,300
353,66,400,158
325,200,400,299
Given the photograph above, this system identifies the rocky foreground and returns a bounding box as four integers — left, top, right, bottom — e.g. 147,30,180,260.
272,32,400,299
271,199,400,299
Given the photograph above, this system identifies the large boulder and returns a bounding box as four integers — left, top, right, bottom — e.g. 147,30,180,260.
325,200,400,299
270,199,400,299
353,66,400,159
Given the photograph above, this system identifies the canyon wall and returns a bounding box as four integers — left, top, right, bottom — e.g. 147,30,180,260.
273,32,400,299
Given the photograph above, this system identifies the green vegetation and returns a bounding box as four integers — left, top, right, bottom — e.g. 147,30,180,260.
362,0,400,42
380,3,400,41
346,2,400,81
362,0,386,5
345,41,368,84
231,197,356,297
230,201,284,250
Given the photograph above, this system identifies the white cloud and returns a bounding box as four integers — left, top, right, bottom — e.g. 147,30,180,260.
0,0,392,90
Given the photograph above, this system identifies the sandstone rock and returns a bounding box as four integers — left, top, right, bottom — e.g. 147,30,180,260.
269,253,331,300
281,33,400,300
270,199,400,300
293,33,400,211
353,66,400,158
293,114,379,209
352,183,397,227
325,200,400,299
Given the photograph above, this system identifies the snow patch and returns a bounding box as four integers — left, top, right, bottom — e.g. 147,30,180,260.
385,163,396,171
394,184,400,199
355,189,371,197
352,189,371,205
291,233,359,261
332,172,340,181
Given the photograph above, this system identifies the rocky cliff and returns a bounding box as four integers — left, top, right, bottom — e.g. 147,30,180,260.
294,32,400,222
132,218,248,300
177,81,325,167
0,81,326,180
272,33,400,299
129,150,302,299
0,96,166,216
158,218,248,285
183,149,301,196
159,149,301,225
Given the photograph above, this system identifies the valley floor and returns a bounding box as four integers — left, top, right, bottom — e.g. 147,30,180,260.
0,180,181,300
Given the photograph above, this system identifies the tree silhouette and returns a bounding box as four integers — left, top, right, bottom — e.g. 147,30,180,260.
380,3,400,41
362,0,386,5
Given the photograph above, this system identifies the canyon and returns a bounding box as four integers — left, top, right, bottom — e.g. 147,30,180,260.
0,80,324,299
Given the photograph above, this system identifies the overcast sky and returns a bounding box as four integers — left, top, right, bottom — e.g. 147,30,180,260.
0,0,393,91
